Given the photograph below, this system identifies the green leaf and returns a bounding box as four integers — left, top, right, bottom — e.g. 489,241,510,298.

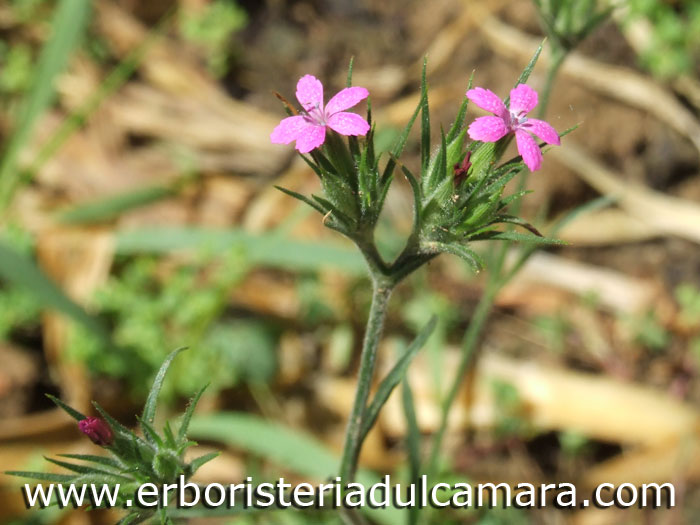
383,84,424,181
28,6,172,179
346,56,355,88
401,164,422,238
422,242,484,272
58,184,178,224
177,384,208,443
43,457,130,480
143,347,187,429
47,394,86,422
490,214,543,236
311,195,354,229
551,195,615,234
514,40,544,87
188,451,219,475
137,417,165,448
420,57,430,172
0,0,92,209
0,241,110,342
401,378,421,525
188,412,403,525
92,401,152,455
474,231,565,245
57,454,123,469
445,72,472,144
115,227,367,275
361,316,437,440
5,471,77,483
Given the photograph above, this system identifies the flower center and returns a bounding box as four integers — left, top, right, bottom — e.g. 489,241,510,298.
508,110,528,129
303,103,326,125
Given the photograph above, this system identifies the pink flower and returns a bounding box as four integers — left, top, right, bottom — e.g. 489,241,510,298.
79,417,114,446
270,75,370,153
466,84,560,171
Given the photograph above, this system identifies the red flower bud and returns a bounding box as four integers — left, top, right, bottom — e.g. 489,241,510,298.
453,152,472,186
78,417,114,446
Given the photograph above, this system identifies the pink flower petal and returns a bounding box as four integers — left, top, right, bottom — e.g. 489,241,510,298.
295,124,327,153
270,115,311,144
515,129,542,171
325,87,369,116
467,116,508,142
509,84,538,115
296,75,324,112
466,87,507,118
327,112,370,136
521,118,560,145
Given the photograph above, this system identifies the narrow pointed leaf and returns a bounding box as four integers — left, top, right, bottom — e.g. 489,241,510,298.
47,394,86,422
274,186,326,215
188,451,220,475
137,416,165,448
0,241,109,342
402,377,421,525
474,231,565,244
423,242,484,272
143,347,186,427
514,41,543,87
178,384,208,443
361,316,437,440
400,164,422,237
420,57,430,172
5,471,76,482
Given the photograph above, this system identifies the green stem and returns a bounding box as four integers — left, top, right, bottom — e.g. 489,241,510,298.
537,47,566,119
339,278,394,482
426,281,497,477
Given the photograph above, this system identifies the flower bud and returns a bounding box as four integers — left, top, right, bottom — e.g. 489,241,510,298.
78,417,114,446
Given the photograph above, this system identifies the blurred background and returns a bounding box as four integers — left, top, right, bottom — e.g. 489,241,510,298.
1,0,700,523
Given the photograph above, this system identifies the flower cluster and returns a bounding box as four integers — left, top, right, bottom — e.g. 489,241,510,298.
270,75,559,171
268,61,563,276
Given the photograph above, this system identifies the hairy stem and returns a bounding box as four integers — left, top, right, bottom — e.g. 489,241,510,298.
339,279,394,482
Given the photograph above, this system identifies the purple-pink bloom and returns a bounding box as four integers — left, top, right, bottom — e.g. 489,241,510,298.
466,84,560,171
79,417,114,446
270,75,370,153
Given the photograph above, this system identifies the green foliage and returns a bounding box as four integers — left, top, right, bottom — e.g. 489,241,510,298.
623,309,669,351
626,0,700,78
532,313,570,353
188,412,403,525
676,283,700,329
0,43,34,96
360,316,437,440
533,0,612,53
490,379,532,438
178,0,247,77
69,248,276,399
0,0,92,209
558,430,591,457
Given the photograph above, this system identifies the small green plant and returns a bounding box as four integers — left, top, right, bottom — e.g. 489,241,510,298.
7,349,218,525
622,309,670,352
70,248,277,400
625,0,700,78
